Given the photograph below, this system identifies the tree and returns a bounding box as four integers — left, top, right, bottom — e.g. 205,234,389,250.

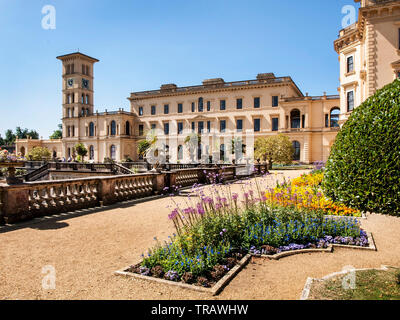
74,143,88,162
26,147,51,161
4,129,15,146
137,129,158,159
137,140,151,158
324,79,400,216
2,127,39,146
50,124,62,140
255,134,294,169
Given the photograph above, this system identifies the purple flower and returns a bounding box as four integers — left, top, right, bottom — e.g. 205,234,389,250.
168,208,179,220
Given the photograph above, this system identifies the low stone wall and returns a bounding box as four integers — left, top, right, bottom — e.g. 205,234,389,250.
0,164,268,225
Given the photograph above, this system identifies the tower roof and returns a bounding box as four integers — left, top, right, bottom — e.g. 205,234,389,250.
56,52,99,63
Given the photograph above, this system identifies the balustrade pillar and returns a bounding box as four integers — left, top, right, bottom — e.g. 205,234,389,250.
98,178,117,206
1,185,30,224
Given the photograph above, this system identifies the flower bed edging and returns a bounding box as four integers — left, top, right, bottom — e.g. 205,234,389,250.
253,232,376,260
300,265,392,300
114,254,252,296
255,246,333,260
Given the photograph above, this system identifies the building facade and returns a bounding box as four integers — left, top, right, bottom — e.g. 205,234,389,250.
335,0,400,123
16,0,400,164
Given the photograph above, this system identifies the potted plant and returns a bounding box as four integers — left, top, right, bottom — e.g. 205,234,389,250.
0,148,25,184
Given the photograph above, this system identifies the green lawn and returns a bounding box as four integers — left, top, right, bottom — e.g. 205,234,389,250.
309,268,400,300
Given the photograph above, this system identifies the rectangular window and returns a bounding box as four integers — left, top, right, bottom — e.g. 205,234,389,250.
138,107,143,116
151,123,156,130
178,122,183,134
207,101,211,111
325,114,329,128
178,103,183,113
198,121,204,134
207,121,211,133
164,104,169,114
192,122,195,132
272,118,279,131
220,120,226,133
236,119,243,132
254,119,261,132
302,115,305,128
347,56,354,73
164,122,169,135
347,91,354,112
139,125,144,136
236,98,243,110
220,100,226,111
151,105,156,115
272,96,279,107
254,97,260,109
398,28,400,50
192,102,195,112
198,99,204,112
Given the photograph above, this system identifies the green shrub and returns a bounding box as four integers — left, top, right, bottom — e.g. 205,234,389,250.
323,79,400,216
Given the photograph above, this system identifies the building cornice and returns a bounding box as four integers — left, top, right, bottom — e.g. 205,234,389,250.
128,77,304,101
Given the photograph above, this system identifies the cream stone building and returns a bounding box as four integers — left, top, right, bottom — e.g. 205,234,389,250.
16,0,400,164
335,0,400,123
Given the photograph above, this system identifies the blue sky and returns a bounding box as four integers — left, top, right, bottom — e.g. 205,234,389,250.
0,0,359,139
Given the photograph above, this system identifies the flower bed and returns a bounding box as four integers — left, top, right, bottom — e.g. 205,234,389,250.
0,148,24,163
126,177,369,289
265,170,363,217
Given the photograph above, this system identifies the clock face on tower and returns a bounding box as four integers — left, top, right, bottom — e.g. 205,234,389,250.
67,78,74,87
82,79,89,89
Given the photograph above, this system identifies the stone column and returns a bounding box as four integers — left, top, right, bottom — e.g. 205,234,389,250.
1,185,30,224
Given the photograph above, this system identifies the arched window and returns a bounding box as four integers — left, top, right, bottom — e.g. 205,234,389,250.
67,108,70,118
86,95,89,105
330,107,340,128
292,141,301,161
89,145,94,160
71,107,74,117
86,108,90,116
290,109,301,129
89,122,95,137
178,145,183,160
220,144,225,162
81,94,85,104
125,121,130,135
67,94,71,104
110,145,116,160
110,121,116,136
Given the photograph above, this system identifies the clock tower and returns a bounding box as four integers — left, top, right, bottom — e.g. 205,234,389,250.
56,52,99,120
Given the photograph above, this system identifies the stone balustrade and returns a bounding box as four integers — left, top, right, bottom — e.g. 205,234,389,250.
0,164,268,225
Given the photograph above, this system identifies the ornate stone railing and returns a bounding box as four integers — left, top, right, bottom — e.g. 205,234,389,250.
0,164,269,225
174,169,200,188
24,162,133,182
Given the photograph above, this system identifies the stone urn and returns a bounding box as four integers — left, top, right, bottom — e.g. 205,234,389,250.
0,162,24,185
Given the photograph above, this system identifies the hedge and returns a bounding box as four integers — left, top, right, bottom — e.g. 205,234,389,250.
323,79,400,216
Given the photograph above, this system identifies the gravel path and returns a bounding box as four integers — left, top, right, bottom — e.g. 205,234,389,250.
0,170,399,300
